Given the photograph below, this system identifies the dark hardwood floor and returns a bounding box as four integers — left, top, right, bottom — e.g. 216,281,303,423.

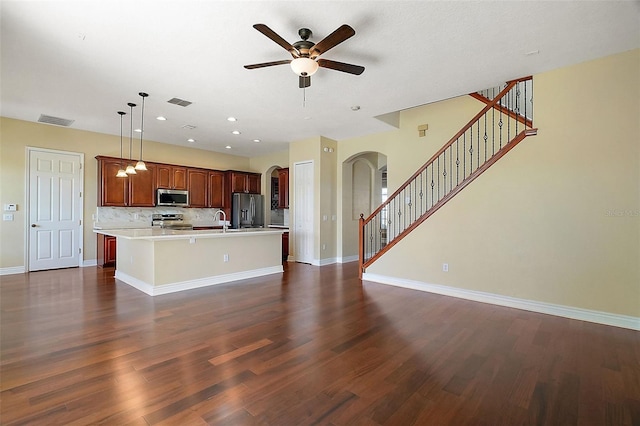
1,262,639,425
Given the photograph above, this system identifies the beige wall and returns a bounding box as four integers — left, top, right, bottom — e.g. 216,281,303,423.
361,49,639,317
0,118,250,268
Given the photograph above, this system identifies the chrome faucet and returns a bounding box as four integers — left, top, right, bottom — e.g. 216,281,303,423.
213,209,227,233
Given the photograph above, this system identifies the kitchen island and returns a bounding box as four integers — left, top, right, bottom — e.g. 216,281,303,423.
94,228,285,296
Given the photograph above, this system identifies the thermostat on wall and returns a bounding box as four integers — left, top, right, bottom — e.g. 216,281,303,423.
4,204,17,211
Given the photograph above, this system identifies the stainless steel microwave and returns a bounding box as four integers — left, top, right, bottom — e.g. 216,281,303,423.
157,189,189,207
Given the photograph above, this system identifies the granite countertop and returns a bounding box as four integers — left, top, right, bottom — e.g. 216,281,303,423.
268,225,289,229
93,227,285,241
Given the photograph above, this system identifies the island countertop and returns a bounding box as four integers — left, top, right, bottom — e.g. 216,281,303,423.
94,227,284,241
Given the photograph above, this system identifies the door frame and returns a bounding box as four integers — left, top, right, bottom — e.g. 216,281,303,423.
25,147,85,271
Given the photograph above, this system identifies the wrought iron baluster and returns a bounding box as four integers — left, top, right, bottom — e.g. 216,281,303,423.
456,138,460,186
430,163,435,209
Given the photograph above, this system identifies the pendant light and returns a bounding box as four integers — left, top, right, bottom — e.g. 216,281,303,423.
135,92,148,171
125,102,137,175
116,111,128,177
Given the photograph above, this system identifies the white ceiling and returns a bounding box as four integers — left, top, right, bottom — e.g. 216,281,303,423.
1,1,638,157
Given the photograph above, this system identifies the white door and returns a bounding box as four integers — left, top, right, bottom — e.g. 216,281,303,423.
294,161,314,264
28,149,83,271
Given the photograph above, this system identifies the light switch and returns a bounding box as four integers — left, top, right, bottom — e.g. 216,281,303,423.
3,214,14,221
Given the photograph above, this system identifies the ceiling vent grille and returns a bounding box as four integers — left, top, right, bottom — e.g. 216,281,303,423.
168,98,192,107
38,114,75,127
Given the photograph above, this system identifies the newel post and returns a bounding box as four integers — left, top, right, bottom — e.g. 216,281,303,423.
358,213,364,280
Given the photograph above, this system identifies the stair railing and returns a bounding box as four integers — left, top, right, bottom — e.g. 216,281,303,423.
359,76,537,277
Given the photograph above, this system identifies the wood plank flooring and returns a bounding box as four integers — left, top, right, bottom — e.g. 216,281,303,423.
1,262,639,425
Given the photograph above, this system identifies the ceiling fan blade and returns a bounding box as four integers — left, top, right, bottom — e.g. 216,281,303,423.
253,24,300,57
244,60,292,70
309,24,355,58
317,59,365,75
299,75,311,88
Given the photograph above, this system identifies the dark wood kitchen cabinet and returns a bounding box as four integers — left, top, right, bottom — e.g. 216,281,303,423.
282,231,289,262
97,234,116,267
187,168,208,208
96,157,155,207
277,168,289,209
157,164,187,190
227,171,261,194
208,170,225,208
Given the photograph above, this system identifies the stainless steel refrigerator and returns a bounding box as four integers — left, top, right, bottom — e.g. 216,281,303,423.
231,193,264,228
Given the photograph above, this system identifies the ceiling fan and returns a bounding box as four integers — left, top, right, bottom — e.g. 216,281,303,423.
244,24,365,88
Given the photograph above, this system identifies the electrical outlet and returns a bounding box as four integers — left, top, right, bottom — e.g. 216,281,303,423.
134,213,139,220
322,243,326,251
223,254,229,262
189,237,196,244
442,263,449,272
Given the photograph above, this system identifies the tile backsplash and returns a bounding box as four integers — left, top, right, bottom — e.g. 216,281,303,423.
95,207,224,226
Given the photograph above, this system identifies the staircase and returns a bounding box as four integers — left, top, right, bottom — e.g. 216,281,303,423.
359,76,537,278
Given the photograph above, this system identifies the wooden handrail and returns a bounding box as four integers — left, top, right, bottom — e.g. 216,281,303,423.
363,78,523,228
359,76,536,275
362,128,537,270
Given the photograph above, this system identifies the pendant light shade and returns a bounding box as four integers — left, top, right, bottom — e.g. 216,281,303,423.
116,111,128,177
126,102,137,175
135,92,148,171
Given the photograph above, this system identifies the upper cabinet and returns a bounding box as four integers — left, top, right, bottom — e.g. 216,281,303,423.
96,156,260,209
187,168,208,208
157,164,187,190
228,171,261,194
96,157,155,207
208,171,226,208
277,168,289,209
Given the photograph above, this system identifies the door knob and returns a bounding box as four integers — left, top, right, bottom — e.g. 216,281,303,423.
31,224,37,227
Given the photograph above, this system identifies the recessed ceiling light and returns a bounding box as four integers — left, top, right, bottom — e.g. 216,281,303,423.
156,116,167,121
232,130,241,135
187,138,195,143
525,50,540,56
227,117,237,122
351,105,361,111
303,116,312,120
225,145,232,149
253,139,261,143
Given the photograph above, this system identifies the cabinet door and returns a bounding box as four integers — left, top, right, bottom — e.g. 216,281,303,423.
156,164,171,188
157,165,188,189
172,167,188,190
188,169,208,208
230,172,248,193
282,232,289,262
99,158,127,206
105,236,117,265
129,164,156,207
277,168,289,208
208,171,225,208
247,174,261,194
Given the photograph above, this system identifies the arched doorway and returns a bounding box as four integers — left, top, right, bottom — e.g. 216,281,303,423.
340,152,387,261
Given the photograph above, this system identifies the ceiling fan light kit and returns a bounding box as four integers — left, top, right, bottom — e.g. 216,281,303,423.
290,57,319,76
244,23,364,89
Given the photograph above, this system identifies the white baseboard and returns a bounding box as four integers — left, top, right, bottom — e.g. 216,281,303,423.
339,255,359,264
82,259,97,267
115,265,284,296
362,273,640,331
314,257,338,266
0,266,26,276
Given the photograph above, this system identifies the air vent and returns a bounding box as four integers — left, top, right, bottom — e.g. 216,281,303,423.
38,114,75,127
181,124,197,130
167,98,192,107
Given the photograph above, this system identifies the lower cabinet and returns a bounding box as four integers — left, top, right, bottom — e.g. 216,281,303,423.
282,232,289,262
97,234,116,268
